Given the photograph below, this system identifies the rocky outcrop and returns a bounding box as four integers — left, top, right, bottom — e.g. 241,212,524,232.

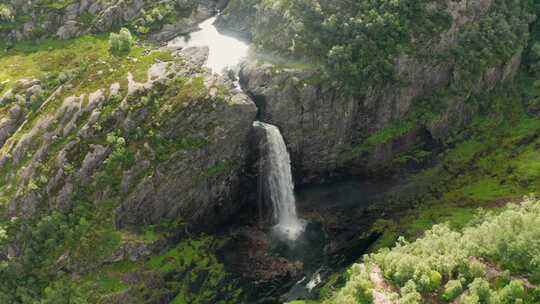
2,0,222,41
0,53,257,231
214,0,257,40
0,79,48,148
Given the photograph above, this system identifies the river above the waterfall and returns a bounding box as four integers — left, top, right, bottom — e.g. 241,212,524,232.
167,16,250,73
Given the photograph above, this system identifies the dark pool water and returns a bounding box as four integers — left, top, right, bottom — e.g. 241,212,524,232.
266,178,401,301
296,179,397,212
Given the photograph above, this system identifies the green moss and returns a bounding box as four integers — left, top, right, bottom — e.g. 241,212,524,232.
369,75,540,248
0,34,174,96
145,237,242,303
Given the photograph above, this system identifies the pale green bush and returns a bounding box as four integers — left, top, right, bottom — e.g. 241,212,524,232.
465,197,540,274
328,197,540,303
468,278,494,302
109,28,134,53
399,281,421,304
442,279,463,302
498,280,525,303
326,263,373,304
460,259,487,283
370,225,469,288
462,293,480,304
0,4,14,22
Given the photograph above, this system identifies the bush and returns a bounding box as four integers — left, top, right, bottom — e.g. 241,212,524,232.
326,264,373,304
427,270,442,291
460,260,487,283
109,28,133,54
461,293,480,304
0,4,14,22
498,280,525,303
399,281,422,304
442,280,463,302
468,278,495,303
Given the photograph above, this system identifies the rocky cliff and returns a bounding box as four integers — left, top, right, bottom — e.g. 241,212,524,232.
229,0,531,183
0,0,226,41
0,48,256,230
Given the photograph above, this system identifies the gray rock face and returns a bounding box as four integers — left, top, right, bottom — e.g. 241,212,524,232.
239,52,523,184
115,90,257,229
214,0,256,40
240,50,522,182
214,0,529,183
148,4,214,41
0,80,47,149
179,46,210,69
240,62,357,183
1,59,257,231
228,0,530,183
2,0,223,41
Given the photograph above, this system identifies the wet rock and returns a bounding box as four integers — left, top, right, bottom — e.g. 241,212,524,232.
180,46,210,69
220,228,303,284
215,0,256,40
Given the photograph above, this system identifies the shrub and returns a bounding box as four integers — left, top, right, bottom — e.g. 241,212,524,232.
0,4,14,22
498,280,525,303
460,260,487,283
442,280,463,302
109,28,133,54
399,281,422,304
461,293,480,304
326,264,373,304
427,270,442,291
468,278,495,303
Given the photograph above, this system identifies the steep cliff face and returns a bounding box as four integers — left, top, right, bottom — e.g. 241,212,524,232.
234,0,531,183
0,0,223,41
214,0,256,40
0,49,256,230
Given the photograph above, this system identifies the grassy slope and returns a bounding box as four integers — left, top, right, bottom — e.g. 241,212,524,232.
0,34,171,96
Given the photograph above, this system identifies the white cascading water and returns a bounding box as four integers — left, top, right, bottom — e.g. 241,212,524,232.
254,121,305,240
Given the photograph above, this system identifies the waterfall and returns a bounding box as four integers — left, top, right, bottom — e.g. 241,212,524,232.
254,121,305,240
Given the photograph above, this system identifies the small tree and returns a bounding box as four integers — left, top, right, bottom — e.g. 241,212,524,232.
0,5,14,22
109,28,133,54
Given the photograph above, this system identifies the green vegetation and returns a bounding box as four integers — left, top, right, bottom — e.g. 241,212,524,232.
1,1,540,304
366,78,540,249
0,33,172,99
129,0,197,35
0,13,244,301
241,0,533,94
148,238,243,303
251,0,449,92
109,28,134,54
0,4,14,22
0,0,199,40
326,197,540,303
